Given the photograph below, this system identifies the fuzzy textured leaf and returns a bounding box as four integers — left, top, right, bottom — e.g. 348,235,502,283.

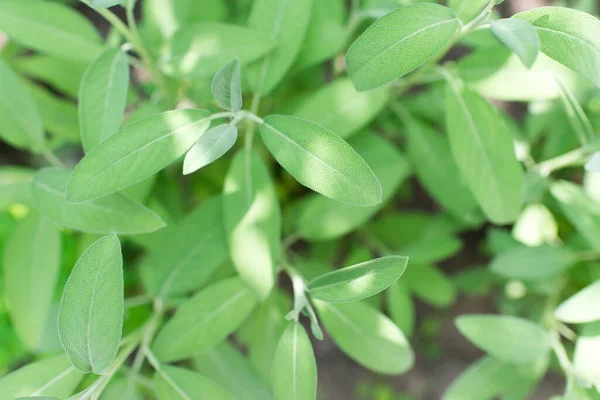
183,124,238,174
346,3,460,90
211,59,242,112
58,234,124,373
67,109,211,202
260,115,382,206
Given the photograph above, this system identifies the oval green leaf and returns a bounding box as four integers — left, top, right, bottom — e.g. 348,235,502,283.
314,300,414,375
67,109,211,202
152,278,258,362
272,322,317,400
555,281,600,324
211,59,242,112
0,59,44,152
32,168,165,235
455,314,550,363
155,365,232,400
183,124,238,175
346,3,460,91
79,48,130,153
515,6,600,87
0,0,103,62
164,22,274,79
0,354,82,399
308,256,408,303
58,233,124,373
445,80,523,224
260,115,382,206
491,18,540,68
3,213,61,349
490,245,577,281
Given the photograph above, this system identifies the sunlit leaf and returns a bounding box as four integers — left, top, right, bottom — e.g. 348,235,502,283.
555,281,600,324
58,233,124,373
183,124,238,175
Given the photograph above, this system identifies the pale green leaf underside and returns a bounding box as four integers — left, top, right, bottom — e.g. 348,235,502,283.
555,281,600,324
58,234,124,373
491,18,540,68
211,59,242,112
183,124,238,175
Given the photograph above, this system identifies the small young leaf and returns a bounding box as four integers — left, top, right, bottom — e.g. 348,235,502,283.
260,115,382,206
32,168,165,235
293,78,389,139
140,196,229,298
79,48,130,153
455,315,550,363
246,0,312,94
183,124,238,174
165,23,274,79
0,0,103,62
314,300,414,375
155,365,232,400
445,80,523,224
346,3,460,90
272,322,317,400
0,59,44,152
0,354,83,399
308,256,408,303
152,278,258,362
58,233,124,373
491,18,540,68
211,59,242,112
490,245,577,281
223,150,281,300
555,281,600,324
515,6,600,87
67,109,211,202
3,213,61,349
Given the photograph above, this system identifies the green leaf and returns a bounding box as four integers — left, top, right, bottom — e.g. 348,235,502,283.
0,354,83,399
32,168,165,235
0,0,103,62
512,203,558,247
100,378,143,400
3,213,61,350
0,167,33,211
260,115,382,206
308,256,408,303
87,0,125,9
550,181,600,249
58,233,124,373
403,264,456,308
295,133,409,240
490,245,577,281
293,78,389,139
223,150,281,300
140,196,229,298
555,281,600,324
397,108,477,220
164,22,274,78
79,48,130,153
573,322,600,389
0,59,44,151
346,3,460,91
455,315,551,363
155,365,232,400
515,6,600,87
491,18,540,68
272,322,317,400
445,80,523,224
554,74,595,145
293,0,347,70
211,59,242,112
193,342,273,400
246,0,312,94
67,109,211,202
314,300,414,375
448,0,489,23
183,124,238,175
387,281,414,337
152,278,258,362
14,55,87,99
28,84,80,146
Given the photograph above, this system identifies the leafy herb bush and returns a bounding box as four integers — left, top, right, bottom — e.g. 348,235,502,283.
0,0,600,398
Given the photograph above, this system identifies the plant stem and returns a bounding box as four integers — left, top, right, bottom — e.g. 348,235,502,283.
42,150,66,169
535,147,588,176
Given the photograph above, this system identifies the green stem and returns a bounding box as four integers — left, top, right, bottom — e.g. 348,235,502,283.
42,150,66,169
535,147,588,176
